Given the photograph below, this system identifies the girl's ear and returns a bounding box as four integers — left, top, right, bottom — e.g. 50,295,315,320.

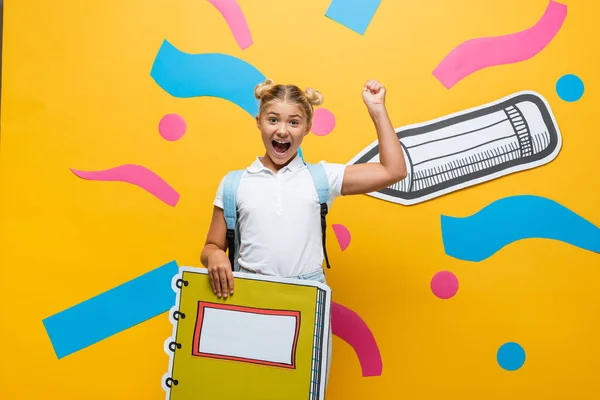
305,123,312,136
256,115,260,129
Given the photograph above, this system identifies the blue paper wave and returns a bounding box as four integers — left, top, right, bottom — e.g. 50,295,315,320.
150,40,265,116
441,195,600,262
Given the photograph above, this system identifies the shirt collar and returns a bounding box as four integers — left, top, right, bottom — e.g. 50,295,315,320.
247,154,306,174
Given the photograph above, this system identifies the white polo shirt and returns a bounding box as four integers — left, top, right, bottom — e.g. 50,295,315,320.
213,154,347,278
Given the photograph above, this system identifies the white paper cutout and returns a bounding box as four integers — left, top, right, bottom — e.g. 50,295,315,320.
348,91,562,205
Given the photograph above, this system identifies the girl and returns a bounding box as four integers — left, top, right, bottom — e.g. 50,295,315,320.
200,78,406,391
201,78,407,295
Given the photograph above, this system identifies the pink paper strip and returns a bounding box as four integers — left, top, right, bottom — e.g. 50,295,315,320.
433,1,567,89
207,0,253,50
71,165,180,207
332,223,351,251
331,302,383,377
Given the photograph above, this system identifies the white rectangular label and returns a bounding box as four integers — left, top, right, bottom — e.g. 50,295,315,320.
193,304,300,368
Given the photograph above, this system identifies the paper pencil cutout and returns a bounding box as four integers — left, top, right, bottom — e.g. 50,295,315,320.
162,267,331,400
348,91,562,205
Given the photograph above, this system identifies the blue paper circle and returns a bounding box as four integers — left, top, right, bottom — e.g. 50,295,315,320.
497,342,526,371
556,74,584,102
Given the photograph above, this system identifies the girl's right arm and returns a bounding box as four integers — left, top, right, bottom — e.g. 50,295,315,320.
201,205,235,298
340,80,407,196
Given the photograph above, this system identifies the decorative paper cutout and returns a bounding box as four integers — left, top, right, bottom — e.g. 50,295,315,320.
441,195,600,262
433,1,567,89
556,74,584,102
312,108,336,136
348,91,562,206
159,113,187,141
42,260,179,359
332,223,351,251
325,0,382,35
150,40,265,116
497,342,526,371
163,267,331,400
430,271,459,299
207,0,253,50
71,164,180,207
331,302,383,377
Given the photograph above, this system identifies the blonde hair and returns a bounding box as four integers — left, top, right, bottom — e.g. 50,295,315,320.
254,79,323,125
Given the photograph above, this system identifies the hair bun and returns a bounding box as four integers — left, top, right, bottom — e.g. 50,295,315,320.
304,87,324,106
254,79,275,100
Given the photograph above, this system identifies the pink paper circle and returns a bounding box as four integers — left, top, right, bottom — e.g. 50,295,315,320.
312,108,336,136
431,271,459,299
159,114,186,141
332,223,351,251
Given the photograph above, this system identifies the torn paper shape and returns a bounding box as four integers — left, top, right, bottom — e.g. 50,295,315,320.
347,91,562,206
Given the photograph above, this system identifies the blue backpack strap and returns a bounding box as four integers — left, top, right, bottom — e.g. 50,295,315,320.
306,162,330,204
305,162,332,269
298,146,305,162
222,170,244,271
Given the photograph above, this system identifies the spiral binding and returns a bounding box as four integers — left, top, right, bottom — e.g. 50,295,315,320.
168,341,182,352
165,377,179,388
175,278,188,289
172,310,186,320
164,274,190,392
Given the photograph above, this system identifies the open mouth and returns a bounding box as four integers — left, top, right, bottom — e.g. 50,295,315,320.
272,140,291,155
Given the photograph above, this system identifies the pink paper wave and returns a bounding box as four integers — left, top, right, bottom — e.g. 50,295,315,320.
207,0,253,50
70,164,180,207
331,301,383,377
433,1,567,89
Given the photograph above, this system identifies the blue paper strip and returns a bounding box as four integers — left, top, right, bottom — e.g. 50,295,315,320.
150,39,265,116
441,195,600,262
325,0,382,35
43,260,179,359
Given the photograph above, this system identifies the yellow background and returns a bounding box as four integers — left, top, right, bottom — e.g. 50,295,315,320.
169,270,323,399
1,0,599,399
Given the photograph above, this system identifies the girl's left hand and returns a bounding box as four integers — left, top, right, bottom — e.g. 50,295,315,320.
362,79,386,109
